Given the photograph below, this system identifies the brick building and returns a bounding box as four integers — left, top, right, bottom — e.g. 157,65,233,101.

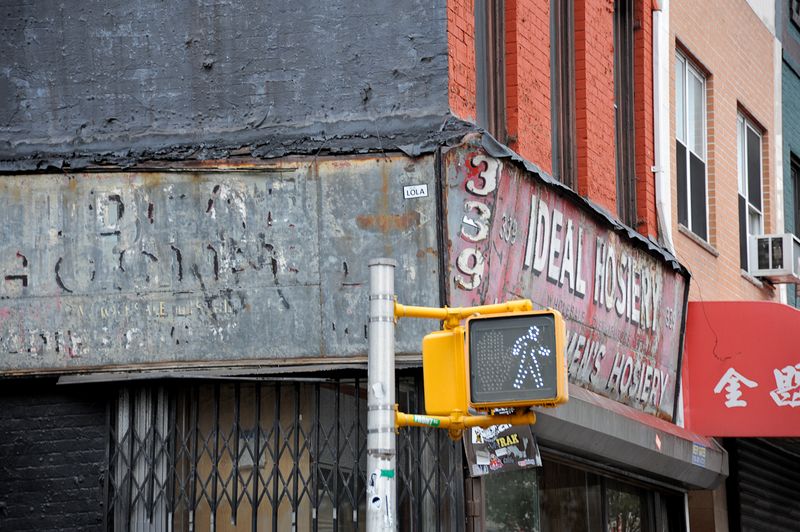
0,0,730,530
449,0,659,233
670,1,800,531
670,0,777,302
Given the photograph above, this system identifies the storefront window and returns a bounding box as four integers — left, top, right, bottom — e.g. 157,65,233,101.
540,461,602,532
485,467,540,531
484,459,682,532
606,480,647,532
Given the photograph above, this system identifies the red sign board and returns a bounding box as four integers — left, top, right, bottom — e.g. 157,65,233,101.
684,301,800,437
443,139,689,420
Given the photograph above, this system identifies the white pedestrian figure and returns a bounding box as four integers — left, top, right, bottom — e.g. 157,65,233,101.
512,325,552,390
713,368,758,408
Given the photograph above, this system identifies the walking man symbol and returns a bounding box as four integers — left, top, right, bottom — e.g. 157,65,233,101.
511,326,552,390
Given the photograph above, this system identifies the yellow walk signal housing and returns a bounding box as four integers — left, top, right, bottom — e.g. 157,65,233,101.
419,307,568,416
466,309,568,410
422,326,468,416
395,299,568,439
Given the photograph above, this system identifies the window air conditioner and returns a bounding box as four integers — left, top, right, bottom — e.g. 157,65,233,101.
749,233,800,283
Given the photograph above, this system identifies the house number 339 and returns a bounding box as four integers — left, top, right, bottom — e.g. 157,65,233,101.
455,155,501,290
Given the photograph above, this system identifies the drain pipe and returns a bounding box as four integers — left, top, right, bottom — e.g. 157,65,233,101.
652,0,685,429
653,0,675,253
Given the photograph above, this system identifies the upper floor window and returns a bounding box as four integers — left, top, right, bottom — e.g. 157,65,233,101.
551,0,577,189
792,155,800,236
737,114,764,271
675,52,708,241
792,0,800,29
475,0,506,141
614,0,636,226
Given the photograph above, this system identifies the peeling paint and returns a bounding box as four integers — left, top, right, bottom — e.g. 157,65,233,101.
0,154,441,373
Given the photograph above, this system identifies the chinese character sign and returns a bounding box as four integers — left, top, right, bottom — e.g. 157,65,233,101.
770,364,800,407
685,302,800,437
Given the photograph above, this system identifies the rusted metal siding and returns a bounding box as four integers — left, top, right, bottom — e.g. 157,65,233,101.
0,154,440,374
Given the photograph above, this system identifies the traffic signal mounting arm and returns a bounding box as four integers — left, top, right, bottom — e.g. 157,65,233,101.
394,298,551,441
395,408,536,442
394,299,533,330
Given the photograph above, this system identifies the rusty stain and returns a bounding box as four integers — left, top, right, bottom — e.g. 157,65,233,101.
143,173,163,188
416,247,437,258
356,212,420,232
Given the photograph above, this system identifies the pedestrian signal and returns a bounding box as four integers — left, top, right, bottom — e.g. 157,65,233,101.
422,327,468,416
466,310,567,409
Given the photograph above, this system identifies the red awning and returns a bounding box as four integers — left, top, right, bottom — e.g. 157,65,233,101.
684,301,800,437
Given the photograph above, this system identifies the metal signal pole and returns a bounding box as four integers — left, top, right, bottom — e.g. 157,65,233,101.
366,258,397,531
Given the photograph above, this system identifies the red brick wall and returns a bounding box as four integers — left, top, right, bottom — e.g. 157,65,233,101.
574,0,616,213
505,0,553,174
634,0,657,237
448,0,477,121
447,0,657,235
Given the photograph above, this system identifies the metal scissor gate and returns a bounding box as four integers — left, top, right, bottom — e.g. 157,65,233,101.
106,376,463,532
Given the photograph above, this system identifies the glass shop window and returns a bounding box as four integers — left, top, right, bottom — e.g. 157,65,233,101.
485,459,684,532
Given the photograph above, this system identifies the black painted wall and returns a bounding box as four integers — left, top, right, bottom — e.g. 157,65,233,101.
0,0,450,168
0,379,108,531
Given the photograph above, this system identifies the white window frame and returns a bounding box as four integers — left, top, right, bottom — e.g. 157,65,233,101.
737,113,764,271
675,52,709,241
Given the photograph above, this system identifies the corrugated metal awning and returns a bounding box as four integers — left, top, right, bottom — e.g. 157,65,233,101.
54,356,423,384
532,383,727,490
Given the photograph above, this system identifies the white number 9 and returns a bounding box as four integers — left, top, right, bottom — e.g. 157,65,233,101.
455,248,485,290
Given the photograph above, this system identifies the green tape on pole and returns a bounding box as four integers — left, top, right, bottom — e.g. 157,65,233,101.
380,469,395,478
412,415,440,427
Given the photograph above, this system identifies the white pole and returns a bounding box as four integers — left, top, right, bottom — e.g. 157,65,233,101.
366,258,397,531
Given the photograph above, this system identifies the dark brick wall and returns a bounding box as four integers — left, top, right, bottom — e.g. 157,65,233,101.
0,379,108,531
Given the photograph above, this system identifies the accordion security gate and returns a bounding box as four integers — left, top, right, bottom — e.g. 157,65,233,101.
107,376,464,531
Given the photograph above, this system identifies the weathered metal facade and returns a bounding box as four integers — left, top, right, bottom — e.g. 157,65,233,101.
0,2,465,530
0,155,441,373
0,0,451,170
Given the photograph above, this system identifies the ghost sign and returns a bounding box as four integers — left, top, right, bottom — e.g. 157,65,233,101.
443,138,689,420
